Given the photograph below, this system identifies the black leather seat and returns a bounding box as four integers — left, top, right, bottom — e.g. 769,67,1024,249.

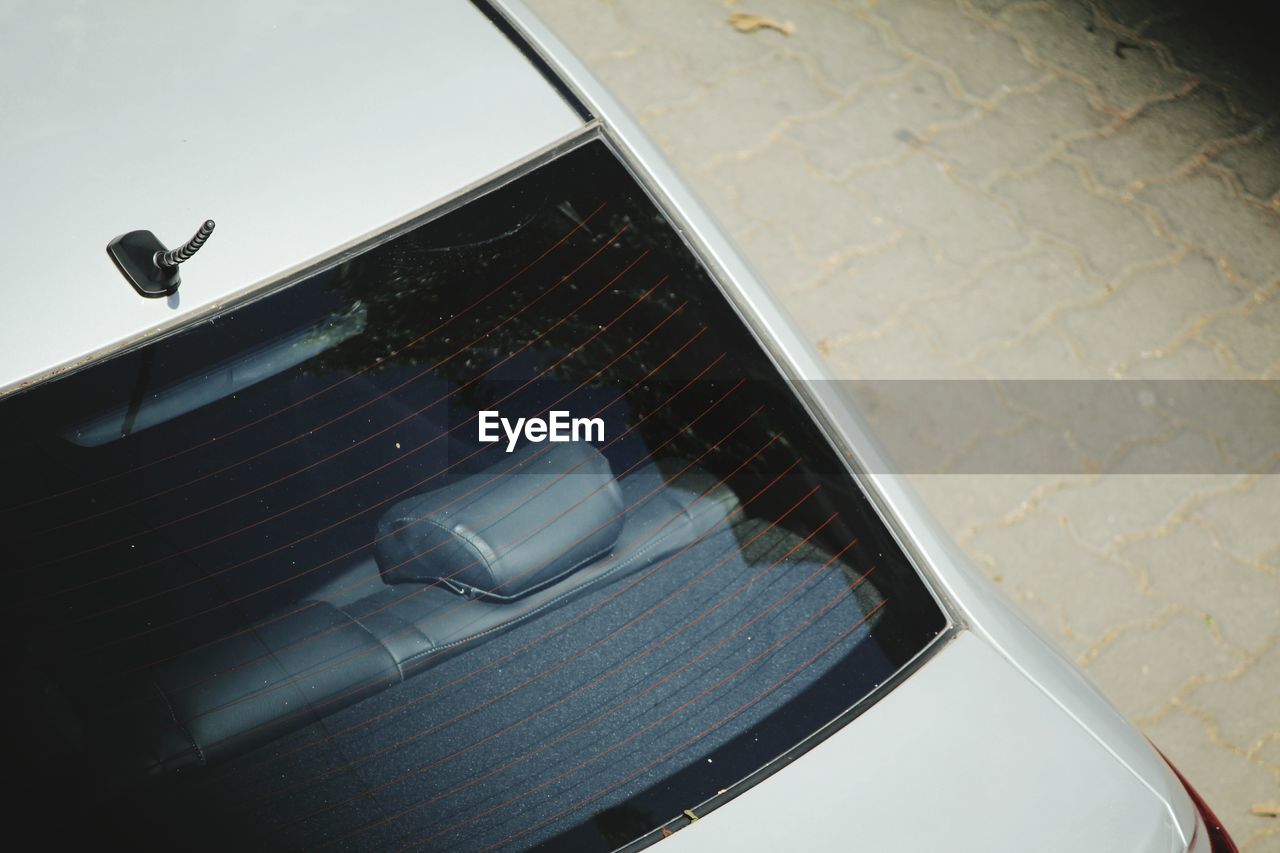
374,441,626,600
99,444,738,784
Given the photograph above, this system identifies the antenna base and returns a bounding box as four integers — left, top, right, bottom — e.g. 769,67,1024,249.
107,230,180,298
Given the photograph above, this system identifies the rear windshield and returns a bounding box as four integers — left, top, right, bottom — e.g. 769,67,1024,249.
0,138,945,850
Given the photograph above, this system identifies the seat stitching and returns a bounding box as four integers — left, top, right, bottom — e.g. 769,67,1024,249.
402,514,706,662
342,610,407,683
152,678,206,766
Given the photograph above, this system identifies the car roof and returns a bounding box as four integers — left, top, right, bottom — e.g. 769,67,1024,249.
0,0,582,396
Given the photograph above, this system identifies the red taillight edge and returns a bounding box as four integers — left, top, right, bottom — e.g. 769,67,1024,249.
1156,747,1239,853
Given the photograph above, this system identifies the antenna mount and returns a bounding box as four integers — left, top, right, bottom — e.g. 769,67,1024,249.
107,219,216,298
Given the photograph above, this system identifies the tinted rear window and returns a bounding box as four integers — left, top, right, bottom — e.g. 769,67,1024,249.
0,138,945,850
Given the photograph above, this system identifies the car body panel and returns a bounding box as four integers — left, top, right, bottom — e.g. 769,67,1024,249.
0,0,1203,848
0,0,582,395
656,631,1183,853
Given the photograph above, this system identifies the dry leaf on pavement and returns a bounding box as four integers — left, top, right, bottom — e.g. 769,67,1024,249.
727,12,795,36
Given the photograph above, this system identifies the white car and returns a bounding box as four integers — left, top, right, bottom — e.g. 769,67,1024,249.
0,2,1236,851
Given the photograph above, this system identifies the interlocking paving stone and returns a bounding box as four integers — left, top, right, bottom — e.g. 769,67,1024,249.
914,243,1102,357
973,325,1108,378
786,67,972,177
993,159,1174,277
1117,524,1280,652
712,144,899,259
1140,10,1280,122
825,318,985,380
783,231,960,344
1192,472,1280,562
966,507,1167,654
853,151,1028,266
1212,128,1280,203
1085,611,1244,719
766,0,910,89
930,77,1108,187
528,0,1280,843
612,0,793,80
1183,639,1280,750
590,44,711,118
1094,0,1180,35
1138,169,1280,291
643,56,834,169
1201,293,1280,377
873,0,1045,101
1069,85,1255,191
993,0,1194,114
1057,251,1250,373
1123,337,1251,380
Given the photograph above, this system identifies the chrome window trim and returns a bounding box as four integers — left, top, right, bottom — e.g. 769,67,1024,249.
470,0,594,121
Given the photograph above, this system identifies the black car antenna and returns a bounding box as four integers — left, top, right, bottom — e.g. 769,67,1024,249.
107,219,216,298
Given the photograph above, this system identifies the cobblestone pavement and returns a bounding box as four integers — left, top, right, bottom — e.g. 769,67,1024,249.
527,0,1279,845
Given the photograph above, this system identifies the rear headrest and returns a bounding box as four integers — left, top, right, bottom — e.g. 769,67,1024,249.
374,441,624,600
